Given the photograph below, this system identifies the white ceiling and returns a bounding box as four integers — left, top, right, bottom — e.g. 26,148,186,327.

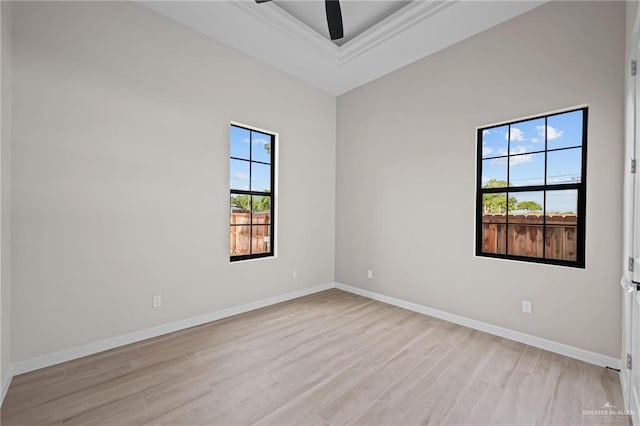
274,1,412,46
141,1,545,95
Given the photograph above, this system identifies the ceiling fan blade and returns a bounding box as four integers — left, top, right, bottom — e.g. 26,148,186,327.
255,0,272,3
325,0,344,41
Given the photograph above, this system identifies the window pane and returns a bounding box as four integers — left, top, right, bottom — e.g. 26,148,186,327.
509,152,544,187
547,110,583,150
230,159,250,190
546,189,578,216
547,148,581,184
545,189,577,261
481,222,506,255
251,131,272,164
545,225,577,261
230,195,250,225
482,159,507,188
482,192,510,216
507,224,543,258
509,191,543,257
230,225,251,256
252,195,271,224
481,125,508,159
251,163,271,192
509,118,544,154
251,225,271,254
230,126,250,160
482,193,507,253
509,191,544,223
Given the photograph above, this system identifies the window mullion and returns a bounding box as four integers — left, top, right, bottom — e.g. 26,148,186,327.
505,124,511,256
542,116,547,260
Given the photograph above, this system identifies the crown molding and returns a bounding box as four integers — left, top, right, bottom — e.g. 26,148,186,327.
232,0,459,67
140,0,546,95
231,0,339,64
338,1,454,65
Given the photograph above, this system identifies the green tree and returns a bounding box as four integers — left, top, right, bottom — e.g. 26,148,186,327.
231,195,250,210
516,201,542,212
252,196,270,212
483,193,517,214
483,178,507,189
231,195,270,212
482,179,516,214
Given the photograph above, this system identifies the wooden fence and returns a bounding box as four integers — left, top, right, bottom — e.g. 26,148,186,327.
230,211,270,256
482,214,577,261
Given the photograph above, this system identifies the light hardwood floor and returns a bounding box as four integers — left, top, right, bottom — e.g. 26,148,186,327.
1,289,629,425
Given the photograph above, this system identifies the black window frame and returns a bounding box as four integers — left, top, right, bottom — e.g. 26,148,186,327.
475,107,588,268
229,123,276,262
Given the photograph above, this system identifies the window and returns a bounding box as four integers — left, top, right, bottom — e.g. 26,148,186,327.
476,107,587,268
229,124,275,261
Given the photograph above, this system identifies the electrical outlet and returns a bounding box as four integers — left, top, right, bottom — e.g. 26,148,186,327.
521,300,532,314
367,270,373,279
292,270,298,279
152,295,162,308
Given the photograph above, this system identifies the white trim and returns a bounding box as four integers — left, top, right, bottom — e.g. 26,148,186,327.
11,283,334,376
8,281,621,382
335,282,620,369
140,1,545,95
230,1,338,64
336,1,454,65
231,1,458,67
1,371,11,405
633,387,640,426
621,370,630,413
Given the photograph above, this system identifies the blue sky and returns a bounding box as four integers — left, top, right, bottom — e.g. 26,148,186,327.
481,110,583,213
230,126,272,192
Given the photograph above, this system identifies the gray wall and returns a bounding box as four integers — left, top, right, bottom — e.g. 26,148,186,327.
336,1,624,357
1,0,12,392
7,0,627,366
11,1,336,363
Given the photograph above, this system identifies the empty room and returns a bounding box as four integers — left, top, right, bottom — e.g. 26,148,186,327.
0,0,639,424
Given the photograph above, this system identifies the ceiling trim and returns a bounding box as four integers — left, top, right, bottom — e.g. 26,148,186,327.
233,0,460,67
231,0,339,64
140,0,546,95
337,1,454,65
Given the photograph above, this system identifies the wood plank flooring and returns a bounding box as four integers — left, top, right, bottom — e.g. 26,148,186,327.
1,289,629,425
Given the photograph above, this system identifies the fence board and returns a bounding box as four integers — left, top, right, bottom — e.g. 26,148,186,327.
230,212,271,256
481,214,577,261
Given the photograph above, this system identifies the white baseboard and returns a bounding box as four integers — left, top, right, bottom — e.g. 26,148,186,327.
6,280,621,393
335,282,621,369
11,282,334,376
1,370,11,405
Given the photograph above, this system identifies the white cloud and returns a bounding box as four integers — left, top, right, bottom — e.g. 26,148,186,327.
253,138,269,146
233,172,249,182
506,127,525,142
536,125,564,140
492,146,533,166
531,137,539,143
482,146,493,156
483,129,491,136
510,154,533,166
547,125,563,140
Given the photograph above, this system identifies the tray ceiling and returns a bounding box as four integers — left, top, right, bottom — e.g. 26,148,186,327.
140,1,545,95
